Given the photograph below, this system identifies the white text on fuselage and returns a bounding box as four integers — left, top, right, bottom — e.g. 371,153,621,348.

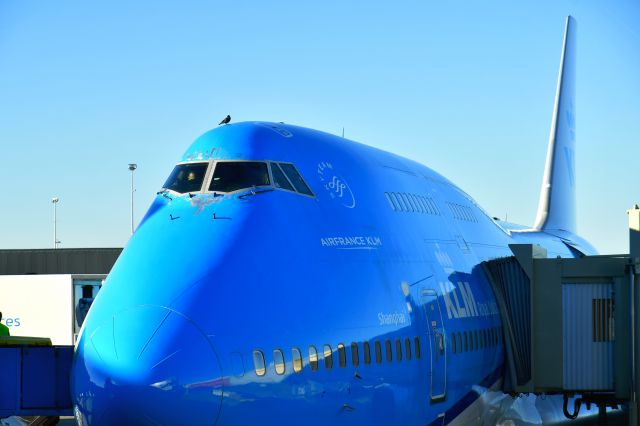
320,236,382,249
378,312,407,326
439,281,498,319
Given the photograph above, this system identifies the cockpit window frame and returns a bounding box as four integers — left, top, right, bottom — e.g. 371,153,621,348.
269,161,315,198
205,160,272,194
160,159,316,199
160,161,213,195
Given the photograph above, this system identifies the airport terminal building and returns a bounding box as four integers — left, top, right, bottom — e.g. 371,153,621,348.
0,248,121,344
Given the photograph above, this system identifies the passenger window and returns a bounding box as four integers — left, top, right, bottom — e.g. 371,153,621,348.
390,193,402,211
405,193,415,212
209,161,270,193
464,331,469,352
412,194,423,213
427,198,437,214
457,332,462,352
385,340,393,363
405,338,412,360
475,330,480,349
395,193,407,211
451,333,456,353
375,341,382,364
351,343,359,367
292,348,303,373
162,162,209,194
270,163,294,191
253,350,266,376
420,197,431,214
309,346,319,371
323,344,333,369
414,337,421,359
401,193,414,212
363,342,371,365
385,193,396,211
273,349,285,375
338,343,347,368
395,339,402,362
279,163,313,196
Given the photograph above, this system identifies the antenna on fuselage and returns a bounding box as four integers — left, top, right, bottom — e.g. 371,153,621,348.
342,127,345,138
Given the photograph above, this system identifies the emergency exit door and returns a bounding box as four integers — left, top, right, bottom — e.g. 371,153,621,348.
421,288,446,402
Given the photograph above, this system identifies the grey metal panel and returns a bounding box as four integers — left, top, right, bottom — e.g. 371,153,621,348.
0,249,122,275
563,282,614,391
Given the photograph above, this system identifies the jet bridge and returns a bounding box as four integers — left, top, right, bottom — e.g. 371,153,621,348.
483,206,640,425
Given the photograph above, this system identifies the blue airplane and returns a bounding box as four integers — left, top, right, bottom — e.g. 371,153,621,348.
71,16,600,425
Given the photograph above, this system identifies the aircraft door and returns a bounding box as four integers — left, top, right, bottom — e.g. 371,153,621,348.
421,288,446,403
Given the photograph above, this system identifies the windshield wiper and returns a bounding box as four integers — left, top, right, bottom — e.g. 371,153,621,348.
238,187,274,199
156,189,173,201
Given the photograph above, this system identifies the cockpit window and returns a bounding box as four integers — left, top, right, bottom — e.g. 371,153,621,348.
270,163,295,191
209,161,270,193
162,162,208,194
279,163,314,196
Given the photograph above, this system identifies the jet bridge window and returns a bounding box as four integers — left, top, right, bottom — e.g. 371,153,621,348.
209,161,270,193
162,162,209,194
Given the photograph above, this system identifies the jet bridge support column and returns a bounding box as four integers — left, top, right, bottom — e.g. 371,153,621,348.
628,204,640,426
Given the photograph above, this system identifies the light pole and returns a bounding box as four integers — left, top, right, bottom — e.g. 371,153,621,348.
52,197,60,249
128,164,137,234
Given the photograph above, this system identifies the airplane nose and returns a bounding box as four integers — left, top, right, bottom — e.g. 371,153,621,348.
72,306,223,425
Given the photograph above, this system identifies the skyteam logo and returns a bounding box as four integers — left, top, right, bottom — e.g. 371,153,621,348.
317,161,356,208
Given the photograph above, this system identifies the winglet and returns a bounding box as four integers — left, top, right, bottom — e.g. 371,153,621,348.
533,16,577,234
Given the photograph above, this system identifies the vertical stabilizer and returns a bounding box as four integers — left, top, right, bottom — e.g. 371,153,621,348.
534,16,577,233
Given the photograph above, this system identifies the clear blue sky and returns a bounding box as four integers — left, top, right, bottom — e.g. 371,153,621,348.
1,1,638,254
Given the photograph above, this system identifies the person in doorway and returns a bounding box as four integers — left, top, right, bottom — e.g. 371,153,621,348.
75,286,95,328
0,312,10,337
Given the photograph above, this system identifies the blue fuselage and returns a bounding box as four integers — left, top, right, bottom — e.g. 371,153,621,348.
71,122,591,425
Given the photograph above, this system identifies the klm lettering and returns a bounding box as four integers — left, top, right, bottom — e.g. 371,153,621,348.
439,281,479,319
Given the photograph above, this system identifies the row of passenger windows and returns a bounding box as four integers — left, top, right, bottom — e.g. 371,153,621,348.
384,192,440,215
451,326,502,354
162,161,314,196
447,202,478,223
252,337,422,377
